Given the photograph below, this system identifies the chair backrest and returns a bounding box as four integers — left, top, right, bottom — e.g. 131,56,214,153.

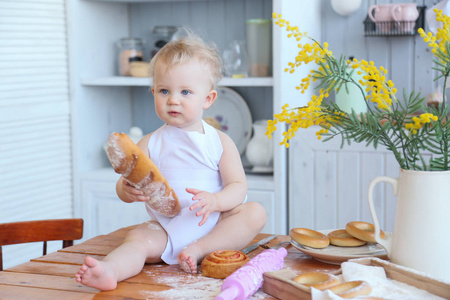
0,218,83,271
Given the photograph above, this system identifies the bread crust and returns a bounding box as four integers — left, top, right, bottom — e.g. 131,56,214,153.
106,132,181,217
346,221,385,243
328,280,371,298
290,228,330,249
293,272,340,291
328,229,367,247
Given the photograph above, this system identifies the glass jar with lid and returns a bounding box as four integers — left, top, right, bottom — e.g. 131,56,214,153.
150,26,177,58
117,38,144,76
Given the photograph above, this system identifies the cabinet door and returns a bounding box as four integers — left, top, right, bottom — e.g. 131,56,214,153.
80,180,149,241
247,190,275,234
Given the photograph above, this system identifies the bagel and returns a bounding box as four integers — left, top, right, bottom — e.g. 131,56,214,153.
290,228,330,249
328,280,371,298
293,272,340,291
328,229,367,247
346,221,385,243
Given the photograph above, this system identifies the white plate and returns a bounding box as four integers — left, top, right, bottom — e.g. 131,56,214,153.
204,87,252,156
290,229,389,265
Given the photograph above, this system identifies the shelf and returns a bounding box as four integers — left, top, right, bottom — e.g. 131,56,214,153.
81,76,273,87
87,0,214,2
364,6,426,37
82,168,274,189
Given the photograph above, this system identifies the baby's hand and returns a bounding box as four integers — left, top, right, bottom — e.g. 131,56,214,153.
186,188,218,226
121,180,149,202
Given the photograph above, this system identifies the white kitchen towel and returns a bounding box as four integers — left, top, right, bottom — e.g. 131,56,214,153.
311,261,446,300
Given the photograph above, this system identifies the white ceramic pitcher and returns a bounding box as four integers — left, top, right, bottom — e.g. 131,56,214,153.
245,120,273,172
368,169,450,282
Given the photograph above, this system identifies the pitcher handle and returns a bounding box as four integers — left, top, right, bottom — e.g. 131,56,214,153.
392,5,402,25
367,176,397,256
368,5,378,23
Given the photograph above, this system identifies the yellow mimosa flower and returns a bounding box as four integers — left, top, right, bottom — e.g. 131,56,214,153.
269,12,450,171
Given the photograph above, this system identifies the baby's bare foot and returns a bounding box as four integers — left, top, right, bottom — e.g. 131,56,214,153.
177,247,202,274
75,256,117,291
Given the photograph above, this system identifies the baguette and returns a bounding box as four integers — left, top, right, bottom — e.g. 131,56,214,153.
106,132,181,217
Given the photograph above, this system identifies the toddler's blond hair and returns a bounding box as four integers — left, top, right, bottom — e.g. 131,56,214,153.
149,29,223,88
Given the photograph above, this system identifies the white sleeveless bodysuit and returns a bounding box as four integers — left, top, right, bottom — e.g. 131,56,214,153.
146,120,223,264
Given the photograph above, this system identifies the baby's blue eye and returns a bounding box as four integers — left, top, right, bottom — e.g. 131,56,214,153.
181,90,190,95
161,89,169,95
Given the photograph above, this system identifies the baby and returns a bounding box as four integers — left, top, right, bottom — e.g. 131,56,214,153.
75,30,267,291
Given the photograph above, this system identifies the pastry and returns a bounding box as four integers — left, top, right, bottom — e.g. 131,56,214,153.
201,250,249,279
290,228,330,249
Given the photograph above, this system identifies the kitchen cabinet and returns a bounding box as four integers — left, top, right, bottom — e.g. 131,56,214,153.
79,169,149,241
246,175,276,234
79,169,276,240
69,0,322,239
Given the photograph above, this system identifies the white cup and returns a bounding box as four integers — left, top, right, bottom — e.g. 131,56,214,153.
393,3,419,33
368,4,401,32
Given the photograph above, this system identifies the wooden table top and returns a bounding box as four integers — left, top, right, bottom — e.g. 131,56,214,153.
0,225,340,299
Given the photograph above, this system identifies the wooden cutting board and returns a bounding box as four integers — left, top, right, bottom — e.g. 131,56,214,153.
263,258,450,300
262,269,313,300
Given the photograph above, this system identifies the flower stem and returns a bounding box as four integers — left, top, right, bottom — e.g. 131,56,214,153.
348,76,408,168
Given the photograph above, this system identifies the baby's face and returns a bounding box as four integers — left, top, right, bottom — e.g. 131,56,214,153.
152,58,217,132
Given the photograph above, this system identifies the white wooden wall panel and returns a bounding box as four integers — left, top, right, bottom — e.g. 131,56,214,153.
0,0,72,269
336,152,360,224
321,0,436,102
315,151,337,229
289,127,400,232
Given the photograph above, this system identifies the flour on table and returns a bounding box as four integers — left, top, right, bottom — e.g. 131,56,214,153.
340,261,446,300
139,268,269,299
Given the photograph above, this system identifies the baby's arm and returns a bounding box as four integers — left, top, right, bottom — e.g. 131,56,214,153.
116,134,152,203
188,130,247,225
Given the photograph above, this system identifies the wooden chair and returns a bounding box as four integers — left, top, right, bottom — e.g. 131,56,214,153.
0,218,83,271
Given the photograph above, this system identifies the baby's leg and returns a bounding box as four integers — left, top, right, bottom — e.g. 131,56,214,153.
177,202,266,274
75,221,167,290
